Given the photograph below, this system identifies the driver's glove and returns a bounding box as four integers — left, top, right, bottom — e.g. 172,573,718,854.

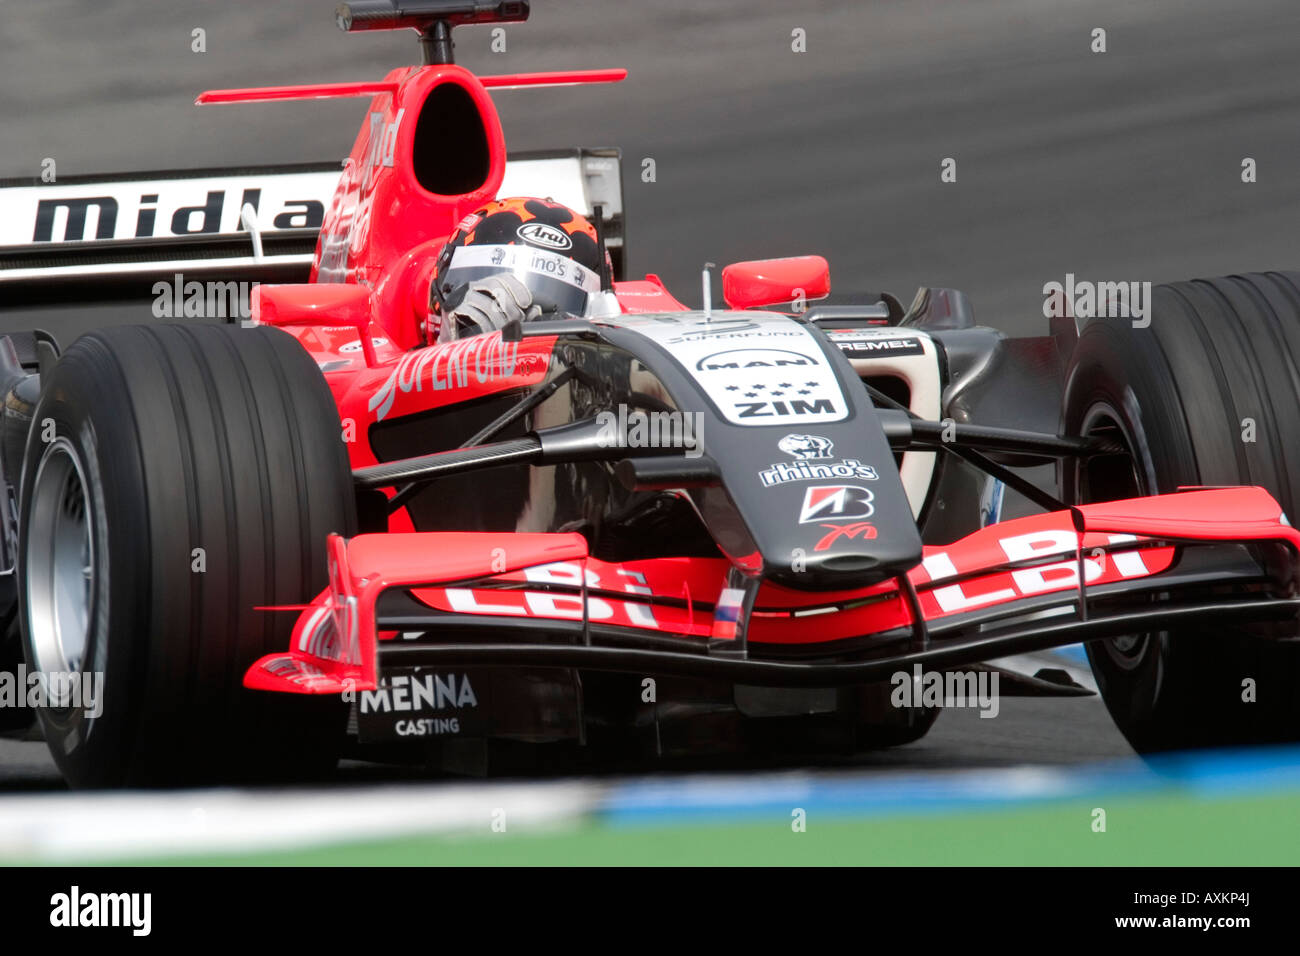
445,274,542,340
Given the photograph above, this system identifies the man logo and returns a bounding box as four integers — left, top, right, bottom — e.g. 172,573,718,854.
517,222,572,251
778,434,833,460
695,348,818,371
799,485,874,523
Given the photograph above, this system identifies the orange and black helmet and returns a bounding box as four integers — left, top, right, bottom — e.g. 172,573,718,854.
430,197,604,335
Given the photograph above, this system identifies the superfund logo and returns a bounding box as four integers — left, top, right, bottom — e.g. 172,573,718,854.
369,334,535,420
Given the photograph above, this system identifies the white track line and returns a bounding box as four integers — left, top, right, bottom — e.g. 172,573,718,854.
0,781,600,862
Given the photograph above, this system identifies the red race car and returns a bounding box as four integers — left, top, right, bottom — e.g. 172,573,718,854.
2,1,1299,787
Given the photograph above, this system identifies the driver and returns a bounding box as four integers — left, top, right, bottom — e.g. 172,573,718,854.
427,197,607,344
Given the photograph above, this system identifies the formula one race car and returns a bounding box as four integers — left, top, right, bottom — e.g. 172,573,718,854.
2,1,1300,787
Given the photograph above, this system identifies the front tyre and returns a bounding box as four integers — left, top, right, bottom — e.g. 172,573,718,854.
19,324,356,787
1061,273,1300,753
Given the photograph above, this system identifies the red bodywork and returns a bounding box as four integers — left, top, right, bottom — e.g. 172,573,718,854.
245,485,1300,694
206,61,1300,696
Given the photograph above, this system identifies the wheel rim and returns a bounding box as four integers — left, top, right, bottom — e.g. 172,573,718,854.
1075,401,1152,669
25,438,96,693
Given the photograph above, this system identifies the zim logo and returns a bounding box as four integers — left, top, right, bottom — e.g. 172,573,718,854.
696,348,817,371
736,398,835,419
799,484,875,523
517,222,572,250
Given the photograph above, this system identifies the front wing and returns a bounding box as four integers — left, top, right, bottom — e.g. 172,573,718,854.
245,487,1300,694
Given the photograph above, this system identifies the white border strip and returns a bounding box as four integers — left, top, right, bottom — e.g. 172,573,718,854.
0,781,599,862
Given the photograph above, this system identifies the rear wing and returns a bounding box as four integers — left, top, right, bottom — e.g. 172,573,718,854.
0,148,625,310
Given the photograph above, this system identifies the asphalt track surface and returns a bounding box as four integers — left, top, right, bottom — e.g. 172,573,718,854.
2,0,1299,788
0,693,1127,790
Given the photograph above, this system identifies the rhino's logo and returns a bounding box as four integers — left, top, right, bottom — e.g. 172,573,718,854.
778,434,833,460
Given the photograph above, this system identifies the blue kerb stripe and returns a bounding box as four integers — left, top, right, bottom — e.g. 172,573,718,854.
602,746,1300,827
1055,643,1089,664
1146,746,1300,795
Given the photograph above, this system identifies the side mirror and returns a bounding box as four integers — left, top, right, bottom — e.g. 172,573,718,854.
720,255,830,310
253,283,377,365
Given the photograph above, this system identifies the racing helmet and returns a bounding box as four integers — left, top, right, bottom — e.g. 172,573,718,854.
429,197,605,342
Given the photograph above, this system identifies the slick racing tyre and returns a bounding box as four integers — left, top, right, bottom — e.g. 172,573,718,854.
855,682,941,749
18,324,356,787
1061,272,1300,753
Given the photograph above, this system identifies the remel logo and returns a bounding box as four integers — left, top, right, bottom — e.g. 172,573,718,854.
517,222,572,250
798,484,875,523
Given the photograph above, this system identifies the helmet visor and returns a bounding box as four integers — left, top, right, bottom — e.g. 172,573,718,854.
442,243,601,318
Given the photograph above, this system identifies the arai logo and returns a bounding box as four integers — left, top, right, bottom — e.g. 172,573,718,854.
517,222,571,250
